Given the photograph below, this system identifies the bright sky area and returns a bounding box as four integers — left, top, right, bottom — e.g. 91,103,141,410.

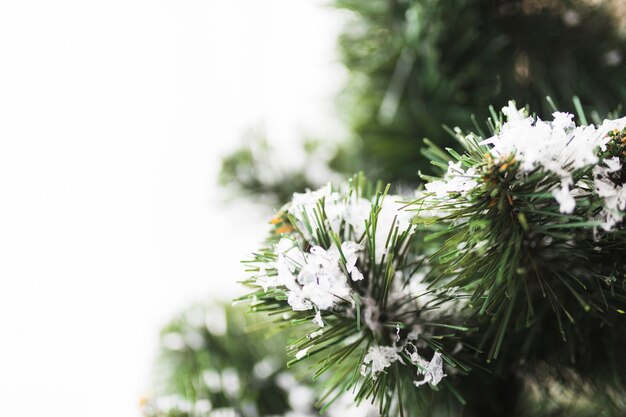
0,1,346,415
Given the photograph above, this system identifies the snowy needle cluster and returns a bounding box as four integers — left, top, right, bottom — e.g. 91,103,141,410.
414,102,626,412
240,104,626,416
239,175,474,416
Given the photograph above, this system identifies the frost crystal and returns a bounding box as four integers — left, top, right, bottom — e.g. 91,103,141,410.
295,243,357,310
257,237,364,312
593,164,626,230
340,241,365,281
295,347,310,360
552,181,576,214
483,106,599,176
360,345,401,380
412,351,446,388
313,311,324,327
255,186,420,315
425,162,478,198
604,157,622,173
342,194,372,237
288,184,371,239
426,102,626,219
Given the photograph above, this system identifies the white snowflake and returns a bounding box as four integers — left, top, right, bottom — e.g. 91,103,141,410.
552,180,576,214
360,345,401,380
340,241,365,281
296,244,355,310
593,165,626,231
342,194,372,237
604,156,623,173
313,310,324,327
412,351,446,388
424,162,478,199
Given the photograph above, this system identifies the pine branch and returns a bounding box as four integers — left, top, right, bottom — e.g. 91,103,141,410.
238,175,475,416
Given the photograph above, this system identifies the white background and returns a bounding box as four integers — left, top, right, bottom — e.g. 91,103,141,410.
0,1,345,415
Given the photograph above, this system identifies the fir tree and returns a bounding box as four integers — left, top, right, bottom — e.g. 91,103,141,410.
239,105,626,416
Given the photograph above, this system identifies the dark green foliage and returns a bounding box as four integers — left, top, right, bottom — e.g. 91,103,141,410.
412,107,626,416
333,0,626,183
235,163,626,416
220,0,626,202
238,175,477,417
210,1,626,414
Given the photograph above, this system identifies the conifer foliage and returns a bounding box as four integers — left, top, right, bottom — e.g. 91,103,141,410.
240,105,626,416
146,1,626,415
333,0,626,182
239,175,475,416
